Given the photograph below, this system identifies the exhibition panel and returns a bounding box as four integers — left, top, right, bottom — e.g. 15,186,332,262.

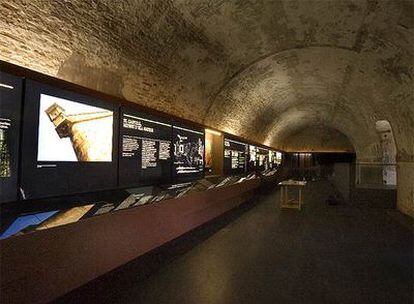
248,145,258,171
247,145,284,175
0,63,284,204
172,122,205,181
272,151,283,168
224,137,248,175
20,80,119,199
119,107,172,187
0,72,22,203
0,62,284,238
260,150,283,177
249,145,270,172
257,147,270,171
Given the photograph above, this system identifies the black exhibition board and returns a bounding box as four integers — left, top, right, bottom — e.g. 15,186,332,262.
223,137,248,175
172,122,205,181
257,147,270,171
119,107,172,187
20,80,119,199
270,150,282,168
0,72,23,203
248,145,271,172
248,145,258,172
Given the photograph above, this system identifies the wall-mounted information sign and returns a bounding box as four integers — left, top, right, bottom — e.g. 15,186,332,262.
271,151,282,168
248,145,271,171
20,80,119,199
172,124,204,181
248,145,258,171
257,147,270,170
119,108,172,186
0,72,23,203
224,138,248,175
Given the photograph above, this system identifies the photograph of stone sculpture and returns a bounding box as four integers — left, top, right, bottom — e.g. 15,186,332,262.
37,94,113,162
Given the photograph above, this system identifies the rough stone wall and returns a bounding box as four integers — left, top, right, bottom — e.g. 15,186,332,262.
397,163,414,218
0,0,228,122
280,127,354,153
333,163,351,202
205,46,412,163
1,0,412,216
1,1,412,157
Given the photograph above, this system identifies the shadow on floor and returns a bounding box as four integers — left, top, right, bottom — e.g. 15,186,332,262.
55,193,263,304
55,181,413,304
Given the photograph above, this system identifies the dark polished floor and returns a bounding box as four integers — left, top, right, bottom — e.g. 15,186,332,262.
58,181,413,304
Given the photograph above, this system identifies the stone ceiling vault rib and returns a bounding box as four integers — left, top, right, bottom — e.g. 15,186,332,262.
202,45,359,122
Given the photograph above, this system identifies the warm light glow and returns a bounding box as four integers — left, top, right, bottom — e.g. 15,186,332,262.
205,128,222,136
0,83,14,90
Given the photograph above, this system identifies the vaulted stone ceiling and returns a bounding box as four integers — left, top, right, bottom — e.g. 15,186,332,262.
1,0,413,161
278,126,354,153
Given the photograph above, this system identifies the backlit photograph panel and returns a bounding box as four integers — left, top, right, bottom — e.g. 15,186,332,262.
20,80,119,199
38,94,113,162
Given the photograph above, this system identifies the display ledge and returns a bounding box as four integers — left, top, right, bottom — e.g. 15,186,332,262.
0,173,257,240
0,177,260,304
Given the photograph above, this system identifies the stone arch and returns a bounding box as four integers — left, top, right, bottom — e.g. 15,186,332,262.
203,46,412,164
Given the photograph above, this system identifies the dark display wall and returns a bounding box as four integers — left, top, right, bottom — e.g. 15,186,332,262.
172,123,205,181
0,64,283,202
119,108,172,187
224,137,248,175
20,80,119,199
0,72,22,203
270,150,282,168
248,145,258,171
248,145,279,172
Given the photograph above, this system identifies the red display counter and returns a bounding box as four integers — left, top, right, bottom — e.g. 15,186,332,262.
0,178,260,304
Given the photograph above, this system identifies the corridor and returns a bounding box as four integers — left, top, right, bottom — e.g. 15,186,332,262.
59,181,413,304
